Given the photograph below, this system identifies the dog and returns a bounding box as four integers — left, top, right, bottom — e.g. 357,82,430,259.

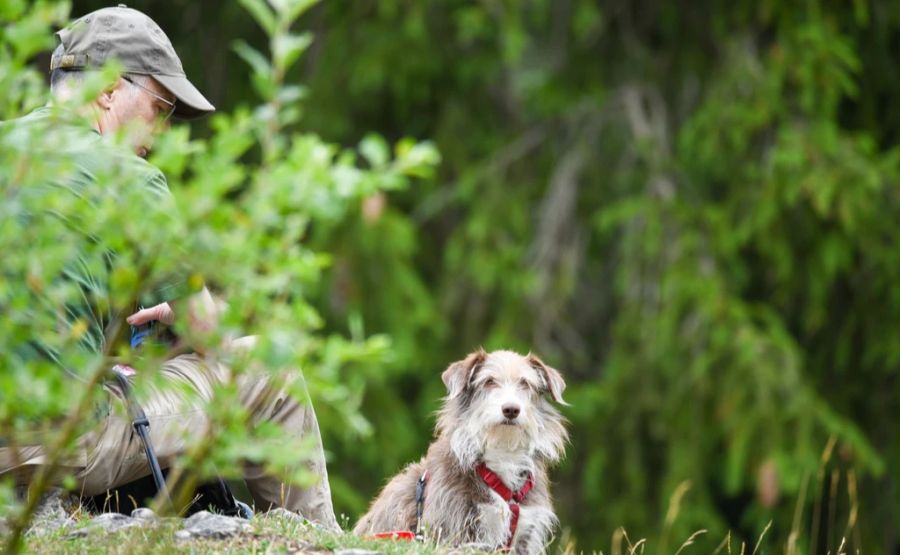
354,349,568,554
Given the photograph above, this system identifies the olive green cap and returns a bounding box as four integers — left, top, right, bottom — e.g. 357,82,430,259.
51,4,214,119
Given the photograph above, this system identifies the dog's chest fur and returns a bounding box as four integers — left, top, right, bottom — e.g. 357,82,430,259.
482,443,534,492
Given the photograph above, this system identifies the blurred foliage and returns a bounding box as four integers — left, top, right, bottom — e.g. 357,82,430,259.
294,2,899,552
6,0,900,552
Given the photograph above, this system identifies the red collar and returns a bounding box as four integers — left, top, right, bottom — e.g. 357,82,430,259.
475,463,534,502
475,463,534,550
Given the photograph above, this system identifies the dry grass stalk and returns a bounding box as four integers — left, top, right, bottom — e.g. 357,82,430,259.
751,520,772,555
810,436,838,555
786,469,810,555
627,538,646,555
659,480,691,552
712,531,731,555
827,468,840,553
673,529,707,555
611,527,625,555
844,469,859,552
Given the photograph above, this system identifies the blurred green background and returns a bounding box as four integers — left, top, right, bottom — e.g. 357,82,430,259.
35,0,900,551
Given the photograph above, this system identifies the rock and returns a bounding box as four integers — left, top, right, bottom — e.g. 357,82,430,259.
26,489,78,536
64,512,146,538
264,507,306,524
131,508,158,521
176,510,251,540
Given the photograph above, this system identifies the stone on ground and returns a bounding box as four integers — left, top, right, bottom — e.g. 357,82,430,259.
131,508,158,521
64,512,149,538
175,510,251,540
265,507,305,523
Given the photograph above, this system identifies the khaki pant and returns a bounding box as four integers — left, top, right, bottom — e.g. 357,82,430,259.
0,347,338,529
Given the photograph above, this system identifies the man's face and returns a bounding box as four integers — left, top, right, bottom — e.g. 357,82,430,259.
96,75,176,158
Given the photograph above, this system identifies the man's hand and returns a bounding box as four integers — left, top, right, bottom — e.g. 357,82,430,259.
127,302,175,326
126,288,221,352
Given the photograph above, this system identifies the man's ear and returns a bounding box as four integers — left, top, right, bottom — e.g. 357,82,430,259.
96,85,115,111
96,78,126,111
442,348,487,399
527,353,568,405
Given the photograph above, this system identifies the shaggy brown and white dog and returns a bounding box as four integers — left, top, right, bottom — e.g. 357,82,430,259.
354,349,568,554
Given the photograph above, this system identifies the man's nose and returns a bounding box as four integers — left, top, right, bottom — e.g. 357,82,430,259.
502,403,520,420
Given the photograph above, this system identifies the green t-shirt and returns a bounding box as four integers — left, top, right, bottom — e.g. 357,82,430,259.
2,106,188,376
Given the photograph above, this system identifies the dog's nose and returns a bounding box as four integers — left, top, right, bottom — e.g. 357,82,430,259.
502,403,521,420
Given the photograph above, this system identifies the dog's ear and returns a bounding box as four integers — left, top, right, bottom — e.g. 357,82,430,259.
527,353,568,405
442,349,487,399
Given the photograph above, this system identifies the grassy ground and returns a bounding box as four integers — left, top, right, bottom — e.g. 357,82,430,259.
10,513,838,555
17,511,495,555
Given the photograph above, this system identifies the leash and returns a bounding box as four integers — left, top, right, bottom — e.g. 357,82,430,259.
414,470,428,539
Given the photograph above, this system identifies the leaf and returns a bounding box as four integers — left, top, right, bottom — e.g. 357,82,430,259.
359,134,389,168
393,140,440,179
276,84,306,105
272,32,313,71
232,40,273,80
0,0,26,21
233,41,277,100
269,0,319,24
237,0,276,35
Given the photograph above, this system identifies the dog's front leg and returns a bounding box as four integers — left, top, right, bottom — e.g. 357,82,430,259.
511,506,558,555
475,500,513,548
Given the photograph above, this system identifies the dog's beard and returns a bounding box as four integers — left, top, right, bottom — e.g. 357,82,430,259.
449,405,535,469
484,422,530,450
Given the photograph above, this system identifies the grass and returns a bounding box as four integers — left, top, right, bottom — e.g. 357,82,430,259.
9,513,858,555
12,514,850,555
16,510,493,555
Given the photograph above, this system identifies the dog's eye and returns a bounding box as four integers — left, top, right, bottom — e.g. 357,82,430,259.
518,379,531,390
483,378,498,388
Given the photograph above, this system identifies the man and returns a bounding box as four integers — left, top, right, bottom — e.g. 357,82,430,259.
0,5,338,528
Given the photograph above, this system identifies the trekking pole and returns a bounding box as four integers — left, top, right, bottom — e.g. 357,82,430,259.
113,315,174,511
110,369,172,509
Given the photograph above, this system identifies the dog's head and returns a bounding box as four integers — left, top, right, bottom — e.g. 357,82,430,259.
438,349,569,468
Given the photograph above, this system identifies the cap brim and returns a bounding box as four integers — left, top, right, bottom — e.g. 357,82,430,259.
153,73,215,120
